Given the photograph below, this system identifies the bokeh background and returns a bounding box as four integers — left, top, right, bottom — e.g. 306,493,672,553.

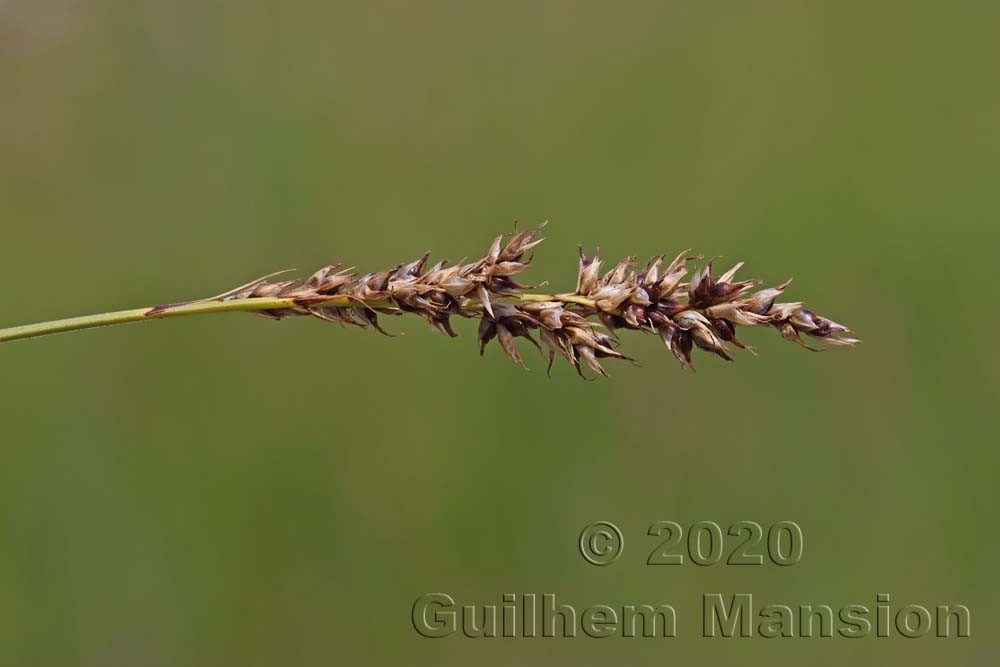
1,1,997,665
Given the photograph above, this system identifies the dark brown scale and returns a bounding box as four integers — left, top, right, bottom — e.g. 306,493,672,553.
672,330,693,365
693,335,733,361
712,318,736,341
709,282,744,303
646,309,675,329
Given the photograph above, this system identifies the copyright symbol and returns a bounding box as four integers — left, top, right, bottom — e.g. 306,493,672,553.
579,521,624,566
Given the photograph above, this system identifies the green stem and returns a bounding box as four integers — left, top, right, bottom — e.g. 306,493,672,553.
0,293,594,344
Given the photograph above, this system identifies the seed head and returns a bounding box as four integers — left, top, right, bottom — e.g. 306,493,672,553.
178,222,859,379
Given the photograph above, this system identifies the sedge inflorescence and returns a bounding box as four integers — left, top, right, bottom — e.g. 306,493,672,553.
194,222,858,378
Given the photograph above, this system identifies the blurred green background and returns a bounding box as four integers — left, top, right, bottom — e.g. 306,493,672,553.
1,1,997,665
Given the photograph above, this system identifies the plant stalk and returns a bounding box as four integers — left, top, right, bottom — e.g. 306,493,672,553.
0,293,595,344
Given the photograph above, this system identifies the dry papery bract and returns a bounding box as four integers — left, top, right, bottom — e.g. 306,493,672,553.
182,223,858,379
